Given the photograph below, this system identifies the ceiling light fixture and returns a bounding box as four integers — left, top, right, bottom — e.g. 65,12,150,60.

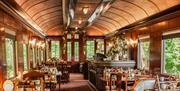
82,7,89,15
78,20,82,24
75,27,78,30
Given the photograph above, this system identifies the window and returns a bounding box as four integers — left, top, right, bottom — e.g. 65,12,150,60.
74,42,79,61
23,44,28,71
138,36,150,70
86,41,95,60
51,41,60,59
96,39,104,54
67,42,72,61
162,33,180,75
5,38,16,78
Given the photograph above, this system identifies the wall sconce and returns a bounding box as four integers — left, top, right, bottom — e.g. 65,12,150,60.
36,41,41,48
82,7,89,15
29,39,36,47
3,80,14,91
41,43,45,49
0,27,5,32
126,38,137,48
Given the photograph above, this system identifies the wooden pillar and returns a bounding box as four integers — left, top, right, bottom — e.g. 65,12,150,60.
62,35,67,61
17,42,24,77
79,33,85,61
71,34,74,62
104,39,106,54
0,25,5,91
149,30,162,74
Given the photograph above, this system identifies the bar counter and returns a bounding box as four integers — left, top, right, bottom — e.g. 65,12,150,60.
88,60,135,90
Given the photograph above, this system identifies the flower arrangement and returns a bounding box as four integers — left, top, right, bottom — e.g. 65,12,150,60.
107,34,128,60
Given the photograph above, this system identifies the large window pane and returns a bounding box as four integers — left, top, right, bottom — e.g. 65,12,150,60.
23,44,28,71
5,38,15,78
86,41,95,60
51,41,60,59
96,39,104,54
67,42,72,61
74,42,79,62
163,37,180,75
138,41,150,70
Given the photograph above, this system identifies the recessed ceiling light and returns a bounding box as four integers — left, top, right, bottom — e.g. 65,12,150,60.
82,7,89,15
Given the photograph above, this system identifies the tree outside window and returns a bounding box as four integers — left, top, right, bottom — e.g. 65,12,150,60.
51,41,60,59
138,40,150,70
23,44,28,71
163,37,180,75
67,42,72,61
74,42,79,62
86,41,95,60
5,38,16,78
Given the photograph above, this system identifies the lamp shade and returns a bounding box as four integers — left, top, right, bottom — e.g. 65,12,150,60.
3,80,14,91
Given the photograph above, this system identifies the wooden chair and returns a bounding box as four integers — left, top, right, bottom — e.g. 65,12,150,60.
23,71,44,91
110,73,123,91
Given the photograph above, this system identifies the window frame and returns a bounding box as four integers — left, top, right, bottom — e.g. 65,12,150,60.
51,41,60,59
23,44,28,71
137,35,150,70
86,40,95,60
161,30,180,75
67,41,72,61
74,41,79,62
5,34,17,79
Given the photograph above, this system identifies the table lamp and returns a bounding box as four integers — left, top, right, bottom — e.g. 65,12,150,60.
3,80,14,91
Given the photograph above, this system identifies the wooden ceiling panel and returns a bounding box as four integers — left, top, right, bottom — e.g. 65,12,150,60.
46,26,63,36
87,0,180,36
12,0,180,36
35,12,62,24
113,0,148,20
103,12,129,26
26,2,61,18
150,0,180,11
94,22,114,32
86,28,104,36
42,21,62,30
77,0,101,4
14,0,63,36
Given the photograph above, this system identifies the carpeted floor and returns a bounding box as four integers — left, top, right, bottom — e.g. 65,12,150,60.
54,73,96,91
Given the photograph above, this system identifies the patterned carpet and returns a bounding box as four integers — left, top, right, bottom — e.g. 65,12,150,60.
54,73,96,91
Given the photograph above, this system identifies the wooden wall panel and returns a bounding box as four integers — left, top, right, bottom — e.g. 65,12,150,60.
0,8,41,86
0,26,5,91
131,16,180,73
168,16,180,30
79,34,85,61
149,32,162,74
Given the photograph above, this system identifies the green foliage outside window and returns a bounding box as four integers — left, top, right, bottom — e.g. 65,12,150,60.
5,38,15,78
139,41,150,70
164,38,180,75
74,42,79,61
86,41,95,60
23,44,28,71
67,42,71,61
51,41,60,59
142,41,150,70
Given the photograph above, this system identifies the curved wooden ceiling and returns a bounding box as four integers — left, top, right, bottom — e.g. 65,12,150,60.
11,0,180,36
14,0,63,36
86,0,180,36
